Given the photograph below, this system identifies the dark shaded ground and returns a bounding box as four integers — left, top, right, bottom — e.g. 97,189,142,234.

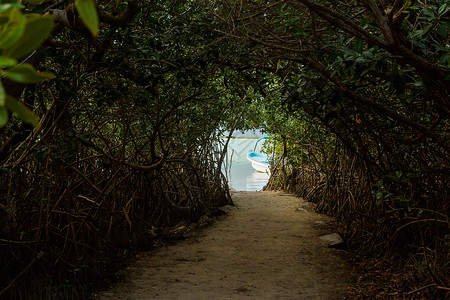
344,256,445,299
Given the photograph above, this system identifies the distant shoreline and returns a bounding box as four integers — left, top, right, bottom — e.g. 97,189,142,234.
218,136,262,139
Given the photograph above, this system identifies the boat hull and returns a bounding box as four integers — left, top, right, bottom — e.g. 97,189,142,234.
247,152,270,174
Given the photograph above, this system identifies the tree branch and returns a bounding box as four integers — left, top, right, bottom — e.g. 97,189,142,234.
363,0,394,44
295,0,386,48
298,57,450,152
294,0,447,85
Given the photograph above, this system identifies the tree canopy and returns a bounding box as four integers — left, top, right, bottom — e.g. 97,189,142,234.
0,0,448,298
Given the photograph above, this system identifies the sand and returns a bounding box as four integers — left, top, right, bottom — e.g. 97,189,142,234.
97,191,351,300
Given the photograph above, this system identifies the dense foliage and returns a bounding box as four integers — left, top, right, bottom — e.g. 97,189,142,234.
0,0,448,298
0,1,241,298
208,0,449,297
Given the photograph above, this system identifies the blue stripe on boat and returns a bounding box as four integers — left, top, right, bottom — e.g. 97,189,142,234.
248,152,269,164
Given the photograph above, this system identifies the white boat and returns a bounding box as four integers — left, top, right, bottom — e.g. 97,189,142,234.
246,134,270,173
247,151,270,174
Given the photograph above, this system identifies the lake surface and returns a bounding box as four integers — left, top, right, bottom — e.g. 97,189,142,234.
222,135,270,191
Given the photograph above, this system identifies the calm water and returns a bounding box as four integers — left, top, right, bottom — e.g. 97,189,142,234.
223,136,270,191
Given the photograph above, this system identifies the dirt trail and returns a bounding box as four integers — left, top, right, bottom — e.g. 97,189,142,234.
98,191,351,299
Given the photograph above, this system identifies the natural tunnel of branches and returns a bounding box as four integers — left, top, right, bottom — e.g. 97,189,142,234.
0,0,448,298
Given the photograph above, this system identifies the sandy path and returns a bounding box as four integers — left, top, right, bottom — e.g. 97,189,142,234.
97,191,351,299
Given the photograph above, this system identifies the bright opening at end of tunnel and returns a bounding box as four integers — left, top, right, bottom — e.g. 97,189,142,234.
222,130,270,191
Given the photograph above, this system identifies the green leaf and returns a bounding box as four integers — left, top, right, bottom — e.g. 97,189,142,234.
75,0,99,37
362,50,374,59
355,39,363,53
432,43,446,51
438,3,449,16
0,80,5,106
422,24,433,36
437,23,448,39
3,14,54,58
4,94,38,126
0,56,17,67
2,63,54,83
410,29,423,39
0,8,26,49
0,3,24,12
359,18,368,28
0,106,8,127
